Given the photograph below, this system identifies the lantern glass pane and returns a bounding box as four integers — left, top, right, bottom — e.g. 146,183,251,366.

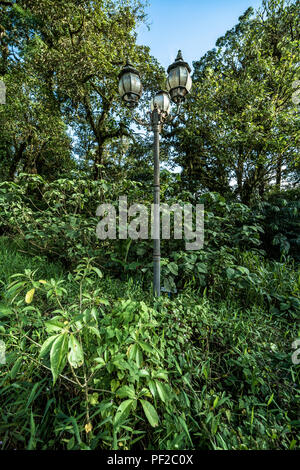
122,73,132,94
186,73,192,92
157,94,164,109
163,93,170,114
167,68,180,90
130,74,141,95
179,66,188,87
119,79,125,98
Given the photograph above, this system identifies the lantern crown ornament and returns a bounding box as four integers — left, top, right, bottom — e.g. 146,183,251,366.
166,50,192,104
118,60,143,108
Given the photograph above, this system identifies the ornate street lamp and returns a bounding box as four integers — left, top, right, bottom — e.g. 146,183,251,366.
118,60,143,108
119,51,192,296
166,50,192,104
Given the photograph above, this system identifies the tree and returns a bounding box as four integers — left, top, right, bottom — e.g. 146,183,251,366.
0,66,72,181
171,0,299,203
1,0,165,180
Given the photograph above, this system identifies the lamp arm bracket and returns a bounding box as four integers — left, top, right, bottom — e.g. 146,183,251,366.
166,104,186,126
132,115,151,130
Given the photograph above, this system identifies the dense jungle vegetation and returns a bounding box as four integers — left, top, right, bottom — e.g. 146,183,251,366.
0,0,299,450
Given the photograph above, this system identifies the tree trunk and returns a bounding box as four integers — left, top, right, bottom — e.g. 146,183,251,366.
236,159,244,201
276,155,282,189
257,163,266,199
8,142,26,180
93,144,104,180
24,154,37,174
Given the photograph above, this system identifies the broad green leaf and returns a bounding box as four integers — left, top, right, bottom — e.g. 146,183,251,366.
40,335,59,358
213,396,219,409
10,356,22,379
0,303,13,318
114,399,134,427
50,333,68,384
45,317,65,333
138,341,153,354
140,399,159,427
155,381,168,403
91,267,103,278
153,370,168,380
148,380,157,398
226,268,235,280
168,262,178,276
116,385,136,399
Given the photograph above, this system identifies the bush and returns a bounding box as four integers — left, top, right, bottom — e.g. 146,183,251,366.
0,256,299,450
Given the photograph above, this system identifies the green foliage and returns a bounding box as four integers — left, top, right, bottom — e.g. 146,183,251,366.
157,249,300,320
0,250,299,450
0,173,150,266
0,0,165,181
254,188,300,261
171,0,299,202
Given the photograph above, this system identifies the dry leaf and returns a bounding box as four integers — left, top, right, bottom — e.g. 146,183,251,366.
25,288,35,304
85,422,92,433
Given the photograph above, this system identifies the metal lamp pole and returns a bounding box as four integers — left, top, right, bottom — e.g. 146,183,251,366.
152,106,161,297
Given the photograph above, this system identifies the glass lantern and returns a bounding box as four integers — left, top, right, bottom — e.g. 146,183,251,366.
166,50,192,104
151,90,171,116
118,61,143,108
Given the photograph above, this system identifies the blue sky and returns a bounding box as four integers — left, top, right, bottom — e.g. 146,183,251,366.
137,0,262,70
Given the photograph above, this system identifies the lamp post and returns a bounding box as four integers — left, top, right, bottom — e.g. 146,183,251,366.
118,51,192,296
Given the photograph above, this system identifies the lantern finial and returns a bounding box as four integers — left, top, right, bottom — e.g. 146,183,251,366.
176,50,183,61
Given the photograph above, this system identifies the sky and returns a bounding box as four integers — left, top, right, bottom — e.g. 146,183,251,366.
137,0,262,70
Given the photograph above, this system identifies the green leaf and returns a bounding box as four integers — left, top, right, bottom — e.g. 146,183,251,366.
87,325,100,338
148,380,157,398
68,335,84,368
153,370,168,380
212,396,219,409
267,393,274,407
178,416,193,446
45,317,65,333
50,333,68,384
155,381,168,403
168,262,178,276
116,385,136,399
92,267,103,278
0,303,13,318
138,341,153,354
140,399,159,427
114,399,134,427
40,335,59,359
196,263,207,274
10,356,22,379
226,267,235,280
